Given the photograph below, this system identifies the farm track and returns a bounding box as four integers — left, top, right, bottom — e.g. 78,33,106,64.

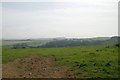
2,56,74,78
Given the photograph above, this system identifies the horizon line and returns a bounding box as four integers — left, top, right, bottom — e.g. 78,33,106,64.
1,35,119,40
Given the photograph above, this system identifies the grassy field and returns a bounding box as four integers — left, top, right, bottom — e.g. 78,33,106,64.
2,45,119,78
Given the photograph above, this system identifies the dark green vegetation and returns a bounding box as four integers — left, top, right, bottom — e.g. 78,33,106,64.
2,44,119,78
41,36,119,48
2,36,119,48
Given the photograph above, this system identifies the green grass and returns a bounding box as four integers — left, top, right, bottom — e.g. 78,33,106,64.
2,45,119,78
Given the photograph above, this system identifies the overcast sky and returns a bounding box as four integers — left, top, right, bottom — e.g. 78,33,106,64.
1,0,119,39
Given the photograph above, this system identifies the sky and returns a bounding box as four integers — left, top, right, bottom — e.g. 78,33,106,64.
1,0,119,39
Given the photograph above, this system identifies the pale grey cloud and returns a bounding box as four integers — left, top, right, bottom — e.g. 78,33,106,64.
0,3,2,39
2,0,118,39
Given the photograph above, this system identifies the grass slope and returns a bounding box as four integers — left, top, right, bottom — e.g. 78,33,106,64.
2,45,119,78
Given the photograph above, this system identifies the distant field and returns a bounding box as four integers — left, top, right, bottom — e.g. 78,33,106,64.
2,40,31,46
2,45,119,78
2,39,53,48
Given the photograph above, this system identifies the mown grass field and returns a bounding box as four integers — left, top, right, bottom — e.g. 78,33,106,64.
2,45,119,78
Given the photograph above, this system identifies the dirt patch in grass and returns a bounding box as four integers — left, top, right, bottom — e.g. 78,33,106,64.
2,56,74,78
